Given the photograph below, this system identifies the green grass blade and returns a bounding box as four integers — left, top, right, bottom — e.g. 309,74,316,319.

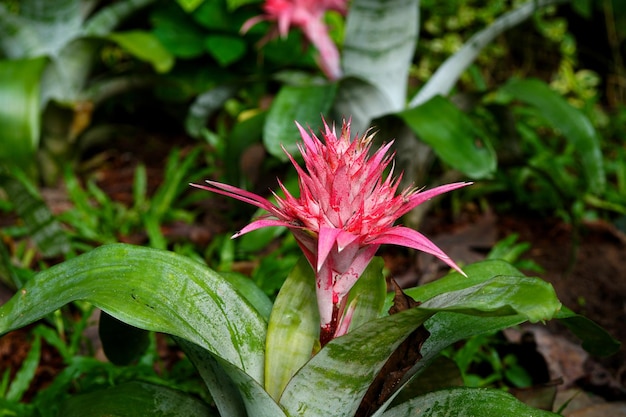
5,334,40,402
0,167,70,257
0,244,266,383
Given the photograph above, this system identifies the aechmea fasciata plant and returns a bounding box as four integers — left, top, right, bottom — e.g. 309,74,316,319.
192,118,471,345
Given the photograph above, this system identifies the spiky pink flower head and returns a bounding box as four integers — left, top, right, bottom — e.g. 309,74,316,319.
192,118,470,345
241,0,347,79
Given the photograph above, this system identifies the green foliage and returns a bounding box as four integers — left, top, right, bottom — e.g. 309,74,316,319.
58,148,202,249
0,1,623,416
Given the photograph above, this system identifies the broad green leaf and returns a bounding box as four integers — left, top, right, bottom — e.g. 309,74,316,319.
342,0,418,113
175,337,248,417
0,4,37,58
264,257,319,400
221,271,274,322
204,34,246,66
0,244,266,383
410,0,566,107
0,57,46,168
0,166,70,257
98,311,150,366
385,260,526,311
150,3,206,58
279,275,561,417
58,381,216,416
344,257,386,331
333,76,394,136
264,83,337,161
419,276,560,324
399,95,496,179
108,30,174,73
556,306,620,357
499,77,605,191
180,336,287,417
1,0,82,58
381,387,559,416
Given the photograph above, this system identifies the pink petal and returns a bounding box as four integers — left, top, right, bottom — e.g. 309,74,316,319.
397,182,472,218
191,181,281,217
369,226,466,276
232,218,292,238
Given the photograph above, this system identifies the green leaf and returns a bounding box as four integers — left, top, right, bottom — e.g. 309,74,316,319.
342,0,418,112
226,0,261,11
264,257,319,400
176,0,205,13
150,3,206,58
108,30,174,73
177,337,287,417
264,83,337,161
279,275,561,417
99,311,150,366
556,306,621,357
382,387,559,416
420,276,560,323
0,244,267,383
174,337,248,417
5,333,40,402
389,260,527,310
333,76,394,136
1,0,82,58
398,95,497,179
0,166,70,257
499,78,605,191
220,271,274,322
0,57,46,168
204,34,247,66
58,381,216,416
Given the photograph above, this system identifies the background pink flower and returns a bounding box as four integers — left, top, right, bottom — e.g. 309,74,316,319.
241,0,347,79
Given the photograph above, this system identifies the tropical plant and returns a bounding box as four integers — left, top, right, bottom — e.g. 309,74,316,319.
0,117,618,416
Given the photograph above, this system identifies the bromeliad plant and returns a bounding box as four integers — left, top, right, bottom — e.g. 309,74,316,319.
192,119,470,345
0,118,618,416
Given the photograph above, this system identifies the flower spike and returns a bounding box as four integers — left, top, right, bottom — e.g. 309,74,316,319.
192,118,471,344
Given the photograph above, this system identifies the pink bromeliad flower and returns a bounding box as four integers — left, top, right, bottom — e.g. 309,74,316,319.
241,0,347,80
192,119,470,345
